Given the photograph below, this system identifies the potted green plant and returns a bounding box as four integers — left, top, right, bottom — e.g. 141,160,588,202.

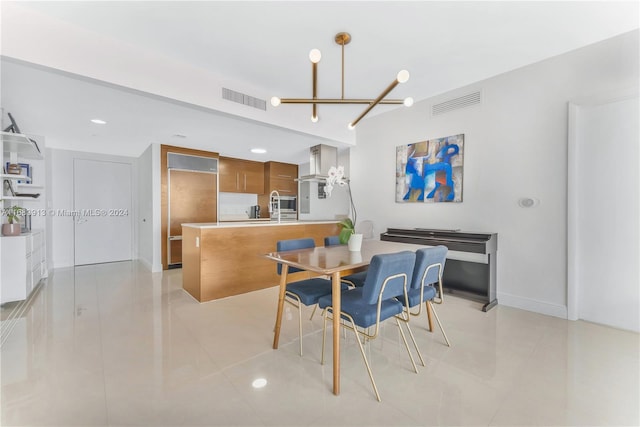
2,205,25,236
339,217,362,251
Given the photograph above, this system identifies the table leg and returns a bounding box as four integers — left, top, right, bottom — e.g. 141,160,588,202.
272,265,289,349
425,300,434,332
331,271,341,395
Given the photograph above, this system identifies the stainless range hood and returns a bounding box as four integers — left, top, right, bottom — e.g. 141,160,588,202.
298,144,338,182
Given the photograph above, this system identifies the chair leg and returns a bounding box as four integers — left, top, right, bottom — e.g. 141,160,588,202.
395,318,419,373
351,320,381,402
401,318,426,367
428,301,451,347
309,304,317,321
425,301,434,332
297,302,303,356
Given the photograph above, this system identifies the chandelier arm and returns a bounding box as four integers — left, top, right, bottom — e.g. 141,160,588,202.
349,79,400,127
341,40,345,100
312,61,318,119
279,98,404,105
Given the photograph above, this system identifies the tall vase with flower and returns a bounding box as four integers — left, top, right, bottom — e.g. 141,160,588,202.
325,166,362,251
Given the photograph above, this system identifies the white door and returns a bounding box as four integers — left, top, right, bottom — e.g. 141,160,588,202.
74,159,133,265
569,96,639,332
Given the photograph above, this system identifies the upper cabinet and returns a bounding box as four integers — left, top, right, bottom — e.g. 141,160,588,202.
219,157,265,194
264,161,298,195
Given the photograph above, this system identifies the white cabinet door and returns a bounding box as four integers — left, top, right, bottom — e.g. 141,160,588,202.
1,236,28,303
73,159,132,266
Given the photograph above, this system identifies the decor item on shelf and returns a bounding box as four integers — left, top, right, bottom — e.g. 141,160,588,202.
6,163,22,175
3,178,16,197
5,162,30,183
3,112,21,134
396,134,465,203
270,32,413,128
2,205,25,236
13,192,40,198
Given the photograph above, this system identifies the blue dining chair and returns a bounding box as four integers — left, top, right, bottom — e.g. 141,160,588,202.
323,235,367,288
401,246,451,349
277,238,348,356
318,251,418,402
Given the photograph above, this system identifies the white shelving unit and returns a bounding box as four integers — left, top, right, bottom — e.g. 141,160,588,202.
1,131,43,159
1,130,48,305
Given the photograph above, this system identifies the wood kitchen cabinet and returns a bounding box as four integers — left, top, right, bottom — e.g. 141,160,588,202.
264,161,298,195
219,157,265,194
258,161,298,218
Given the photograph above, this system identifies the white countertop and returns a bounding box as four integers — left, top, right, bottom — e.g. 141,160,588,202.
182,220,338,229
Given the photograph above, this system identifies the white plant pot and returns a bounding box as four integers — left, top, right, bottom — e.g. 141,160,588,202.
349,251,362,263
348,233,363,252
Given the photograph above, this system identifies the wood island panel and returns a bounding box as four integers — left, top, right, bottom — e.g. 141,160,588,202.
182,226,202,301
182,222,340,302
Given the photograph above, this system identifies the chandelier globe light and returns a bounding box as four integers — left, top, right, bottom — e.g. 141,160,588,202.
270,32,413,128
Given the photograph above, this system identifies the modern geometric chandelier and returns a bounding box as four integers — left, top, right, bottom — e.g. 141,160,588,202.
270,32,413,129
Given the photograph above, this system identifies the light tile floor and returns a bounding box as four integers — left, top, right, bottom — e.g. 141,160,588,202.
1,261,638,426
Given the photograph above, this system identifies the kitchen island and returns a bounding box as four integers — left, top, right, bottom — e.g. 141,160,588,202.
182,221,341,302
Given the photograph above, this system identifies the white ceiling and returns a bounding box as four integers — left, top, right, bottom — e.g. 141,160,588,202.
1,1,638,163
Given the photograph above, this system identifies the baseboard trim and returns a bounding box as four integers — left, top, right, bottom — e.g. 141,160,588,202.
137,257,163,273
497,292,568,319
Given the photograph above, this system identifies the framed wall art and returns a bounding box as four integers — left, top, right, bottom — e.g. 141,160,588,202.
396,134,464,203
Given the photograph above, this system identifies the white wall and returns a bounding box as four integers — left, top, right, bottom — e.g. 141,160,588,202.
48,148,137,268
136,143,162,272
571,96,639,332
352,30,639,318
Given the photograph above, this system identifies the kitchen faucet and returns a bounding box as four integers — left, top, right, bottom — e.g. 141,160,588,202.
269,190,281,223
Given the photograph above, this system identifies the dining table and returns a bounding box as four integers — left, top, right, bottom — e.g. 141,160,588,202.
264,239,428,396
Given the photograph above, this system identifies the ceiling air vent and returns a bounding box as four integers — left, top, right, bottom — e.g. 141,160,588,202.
222,88,267,111
432,91,481,116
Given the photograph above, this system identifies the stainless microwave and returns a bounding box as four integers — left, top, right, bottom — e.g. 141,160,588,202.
276,196,297,212
272,195,297,220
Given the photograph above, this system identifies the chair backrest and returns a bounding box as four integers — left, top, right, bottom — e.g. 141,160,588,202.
324,235,342,247
410,246,448,290
362,251,416,305
276,238,315,275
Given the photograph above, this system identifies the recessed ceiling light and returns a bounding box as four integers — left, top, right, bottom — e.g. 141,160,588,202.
251,148,267,154
91,119,107,124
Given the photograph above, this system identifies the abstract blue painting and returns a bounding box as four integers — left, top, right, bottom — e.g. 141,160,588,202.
396,134,464,203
